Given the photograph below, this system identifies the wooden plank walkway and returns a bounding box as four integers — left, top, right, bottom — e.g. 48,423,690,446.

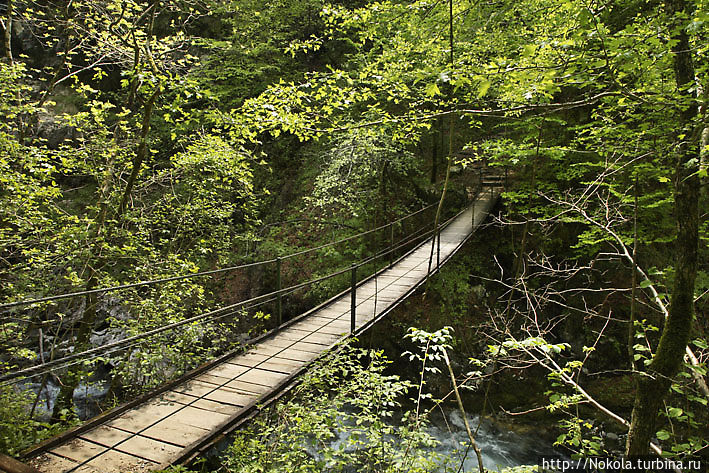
27,190,500,473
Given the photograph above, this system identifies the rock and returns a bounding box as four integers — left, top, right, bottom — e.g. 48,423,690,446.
89,327,123,347
36,113,82,149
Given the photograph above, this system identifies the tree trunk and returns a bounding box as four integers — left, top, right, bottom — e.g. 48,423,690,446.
50,0,161,423
51,163,114,421
431,118,441,184
118,86,160,214
625,0,699,455
1,0,12,64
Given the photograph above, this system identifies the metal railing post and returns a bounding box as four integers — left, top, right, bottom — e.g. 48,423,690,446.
350,264,357,333
276,256,282,326
389,222,394,269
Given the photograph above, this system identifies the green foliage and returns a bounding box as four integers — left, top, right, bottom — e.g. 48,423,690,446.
0,1,265,422
221,343,443,473
196,0,335,110
2,0,708,462
426,259,475,323
146,134,259,260
309,127,417,218
488,337,569,358
403,326,454,373
155,466,195,473
0,382,68,455
498,467,539,473
631,319,660,367
555,418,607,458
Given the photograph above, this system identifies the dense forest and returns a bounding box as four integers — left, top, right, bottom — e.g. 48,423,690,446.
0,0,707,471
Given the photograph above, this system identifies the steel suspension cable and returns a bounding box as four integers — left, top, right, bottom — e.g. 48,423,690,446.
0,203,437,311
0,205,458,384
1,294,281,387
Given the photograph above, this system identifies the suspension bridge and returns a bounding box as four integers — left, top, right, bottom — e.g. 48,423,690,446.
1,172,503,473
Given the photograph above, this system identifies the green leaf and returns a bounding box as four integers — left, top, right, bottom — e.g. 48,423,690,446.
424,83,441,97
477,79,491,98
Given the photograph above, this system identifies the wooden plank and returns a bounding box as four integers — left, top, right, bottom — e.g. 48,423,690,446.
228,352,270,366
319,322,351,333
315,307,347,319
139,419,209,448
281,327,313,336
0,453,42,473
266,337,297,349
172,379,223,398
105,400,182,432
248,344,286,357
309,315,346,325
78,426,132,448
160,391,199,405
301,332,341,345
49,439,106,464
283,340,325,354
273,329,310,342
381,272,421,281
228,355,271,369
29,453,101,473
223,379,271,394
312,324,348,336
377,283,409,293
114,435,182,463
261,357,305,372
164,391,245,413
235,368,290,387
393,263,425,270
368,293,399,303
274,348,319,363
82,447,157,472
162,406,230,431
289,321,328,332
203,389,257,407
379,273,407,280
322,301,350,312
206,362,249,379
192,373,229,385
354,301,380,316
180,376,262,397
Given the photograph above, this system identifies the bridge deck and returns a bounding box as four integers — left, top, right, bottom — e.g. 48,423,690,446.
28,190,499,473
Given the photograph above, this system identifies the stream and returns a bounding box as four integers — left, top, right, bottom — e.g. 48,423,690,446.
300,406,561,472
424,409,558,471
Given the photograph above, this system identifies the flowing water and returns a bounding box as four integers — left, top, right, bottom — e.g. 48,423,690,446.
303,406,560,472
425,409,558,471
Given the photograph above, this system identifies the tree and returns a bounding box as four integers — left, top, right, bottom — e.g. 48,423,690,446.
0,0,262,427
625,0,702,455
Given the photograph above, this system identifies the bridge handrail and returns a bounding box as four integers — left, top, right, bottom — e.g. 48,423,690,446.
0,209,445,385
1,168,499,385
0,203,437,312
